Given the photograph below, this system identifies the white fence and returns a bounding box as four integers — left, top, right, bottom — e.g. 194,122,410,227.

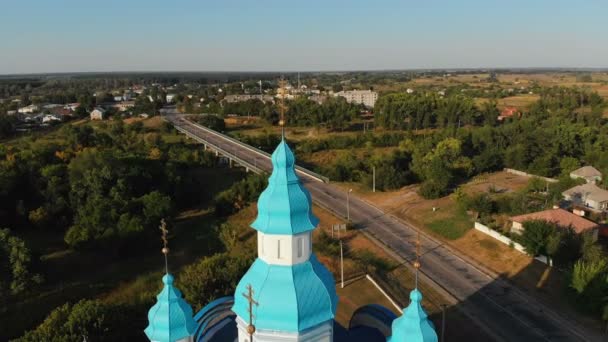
504,168,558,183
473,222,551,265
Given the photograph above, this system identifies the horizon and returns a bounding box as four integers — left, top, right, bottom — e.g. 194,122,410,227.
1,0,607,74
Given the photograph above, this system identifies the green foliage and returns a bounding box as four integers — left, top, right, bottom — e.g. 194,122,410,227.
569,259,608,315
15,299,140,342
519,220,556,256
178,253,251,311
415,138,472,199
214,173,268,216
0,228,42,300
195,115,226,131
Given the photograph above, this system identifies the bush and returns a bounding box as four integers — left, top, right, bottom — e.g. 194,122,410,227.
178,253,251,311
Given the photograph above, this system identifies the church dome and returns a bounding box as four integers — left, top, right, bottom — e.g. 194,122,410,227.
145,274,196,342
387,289,438,342
251,139,319,235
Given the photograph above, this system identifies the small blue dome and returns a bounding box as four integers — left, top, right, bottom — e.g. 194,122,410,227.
387,289,438,342
251,139,319,235
145,273,196,342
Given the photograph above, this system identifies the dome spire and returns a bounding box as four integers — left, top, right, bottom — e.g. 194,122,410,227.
386,230,438,342
277,76,287,140
145,219,196,342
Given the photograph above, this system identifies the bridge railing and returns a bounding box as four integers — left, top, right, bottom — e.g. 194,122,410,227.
173,125,266,174
164,110,329,183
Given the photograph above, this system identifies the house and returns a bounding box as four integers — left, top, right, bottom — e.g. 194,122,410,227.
570,166,602,184
64,103,80,111
563,183,608,212
112,101,135,112
42,114,62,123
139,113,149,119
166,94,176,103
498,107,520,121
18,104,39,114
90,107,106,120
510,208,600,241
406,88,414,94
113,96,123,102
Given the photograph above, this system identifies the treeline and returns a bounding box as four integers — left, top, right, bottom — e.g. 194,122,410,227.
184,96,362,130
374,87,604,131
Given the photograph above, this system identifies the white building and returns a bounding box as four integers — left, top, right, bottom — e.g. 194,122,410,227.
563,183,608,212
335,90,378,108
570,166,602,184
90,107,106,120
18,104,39,114
166,94,176,103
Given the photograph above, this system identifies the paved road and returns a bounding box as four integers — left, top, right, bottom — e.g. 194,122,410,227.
164,110,602,342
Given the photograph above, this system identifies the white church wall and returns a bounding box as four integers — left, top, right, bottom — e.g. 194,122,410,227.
257,231,311,266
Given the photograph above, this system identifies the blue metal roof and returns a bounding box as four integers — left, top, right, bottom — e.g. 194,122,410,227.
387,289,438,342
232,255,338,332
145,274,197,342
251,139,319,235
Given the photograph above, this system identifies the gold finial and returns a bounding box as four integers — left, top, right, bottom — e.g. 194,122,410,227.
414,230,422,289
243,284,259,339
159,219,169,273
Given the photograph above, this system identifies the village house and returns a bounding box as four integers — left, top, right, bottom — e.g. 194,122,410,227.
563,183,608,212
498,106,520,121
570,166,602,184
90,107,106,120
510,208,600,241
112,101,135,112
18,104,39,114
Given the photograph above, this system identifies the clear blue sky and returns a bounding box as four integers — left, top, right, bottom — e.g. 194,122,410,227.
1,0,606,74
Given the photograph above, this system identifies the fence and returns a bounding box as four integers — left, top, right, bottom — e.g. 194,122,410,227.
473,222,551,265
503,168,558,183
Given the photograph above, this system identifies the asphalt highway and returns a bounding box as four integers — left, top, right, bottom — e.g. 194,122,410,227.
163,110,602,342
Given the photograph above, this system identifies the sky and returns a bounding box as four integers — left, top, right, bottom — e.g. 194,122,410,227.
0,0,606,74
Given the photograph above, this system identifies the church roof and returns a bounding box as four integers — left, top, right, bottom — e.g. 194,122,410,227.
145,274,196,342
251,139,319,235
232,255,338,332
387,289,438,342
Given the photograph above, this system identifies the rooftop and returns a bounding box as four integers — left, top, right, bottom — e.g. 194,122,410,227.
511,208,599,233
563,183,608,203
570,166,602,178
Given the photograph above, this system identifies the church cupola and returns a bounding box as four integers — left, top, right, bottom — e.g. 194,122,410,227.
145,220,196,342
232,134,338,341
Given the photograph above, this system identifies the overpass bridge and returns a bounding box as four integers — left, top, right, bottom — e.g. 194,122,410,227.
160,107,601,342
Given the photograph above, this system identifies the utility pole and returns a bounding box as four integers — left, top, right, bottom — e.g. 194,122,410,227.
372,166,376,193
346,189,352,221
340,239,344,289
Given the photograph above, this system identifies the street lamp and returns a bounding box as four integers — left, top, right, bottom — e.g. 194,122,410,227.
346,188,353,221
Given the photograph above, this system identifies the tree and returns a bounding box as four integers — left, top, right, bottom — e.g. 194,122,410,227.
519,220,556,256
16,300,139,342
0,228,42,300
140,191,172,226
196,115,225,131
178,253,251,310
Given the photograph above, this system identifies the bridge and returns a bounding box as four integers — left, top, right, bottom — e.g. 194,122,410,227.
161,107,602,342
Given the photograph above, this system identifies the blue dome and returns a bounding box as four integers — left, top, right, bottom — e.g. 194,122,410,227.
387,289,438,342
145,274,196,342
251,139,319,235
232,255,338,332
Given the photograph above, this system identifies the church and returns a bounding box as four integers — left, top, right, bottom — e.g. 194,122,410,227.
143,136,439,342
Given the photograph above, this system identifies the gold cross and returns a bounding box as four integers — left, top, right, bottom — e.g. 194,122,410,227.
243,284,259,338
159,219,169,273
277,77,287,130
